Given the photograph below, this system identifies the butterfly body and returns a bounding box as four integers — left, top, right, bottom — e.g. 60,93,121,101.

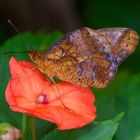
29,27,139,88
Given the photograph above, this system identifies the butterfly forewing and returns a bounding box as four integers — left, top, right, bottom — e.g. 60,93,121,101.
97,28,139,64
44,27,116,88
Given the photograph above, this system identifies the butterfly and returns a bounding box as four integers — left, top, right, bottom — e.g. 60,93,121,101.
28,27,139,88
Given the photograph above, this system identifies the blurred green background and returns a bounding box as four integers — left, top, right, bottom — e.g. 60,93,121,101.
0,0,140,140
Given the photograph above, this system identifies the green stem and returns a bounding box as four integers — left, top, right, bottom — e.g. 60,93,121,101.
22,115,28,140
31,117,36,140
22,115,36,140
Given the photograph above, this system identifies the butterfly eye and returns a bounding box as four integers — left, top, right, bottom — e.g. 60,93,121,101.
29,54,35,61
28,51,38,63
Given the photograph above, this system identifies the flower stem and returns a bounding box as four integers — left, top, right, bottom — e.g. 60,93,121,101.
22,115,36,140
22,115,28,140
31,117,36,140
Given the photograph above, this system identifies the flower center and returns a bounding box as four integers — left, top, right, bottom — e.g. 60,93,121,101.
36,94,48,104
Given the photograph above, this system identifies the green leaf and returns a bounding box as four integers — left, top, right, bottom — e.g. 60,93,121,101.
114,74,140,140
42,113,124,140
92,70,130,121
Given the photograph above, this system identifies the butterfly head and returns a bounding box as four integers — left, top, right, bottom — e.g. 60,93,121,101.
28,50,56,77
28,50,46,69
28,50,40,63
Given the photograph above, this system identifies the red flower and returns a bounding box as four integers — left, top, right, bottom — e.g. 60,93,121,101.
5,57,96,130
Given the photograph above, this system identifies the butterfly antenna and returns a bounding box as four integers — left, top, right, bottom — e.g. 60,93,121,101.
3,51,30,54
50,77,70,110
8,19,34,50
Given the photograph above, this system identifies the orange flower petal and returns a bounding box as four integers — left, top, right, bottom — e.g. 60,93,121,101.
6,57,50,103
33,82,96,130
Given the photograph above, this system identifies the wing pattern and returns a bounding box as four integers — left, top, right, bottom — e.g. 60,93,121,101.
31,27,139,88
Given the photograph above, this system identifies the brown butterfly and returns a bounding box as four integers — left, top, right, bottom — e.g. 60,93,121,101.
28,27,139,88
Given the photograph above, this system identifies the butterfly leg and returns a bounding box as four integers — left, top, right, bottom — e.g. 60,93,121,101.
50,77,71,111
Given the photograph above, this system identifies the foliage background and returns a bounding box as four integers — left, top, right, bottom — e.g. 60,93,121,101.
0,0,140,140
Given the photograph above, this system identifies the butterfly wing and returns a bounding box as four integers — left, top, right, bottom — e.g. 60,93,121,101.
96,28,139,63
33,27,139,88
44,28,118,87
